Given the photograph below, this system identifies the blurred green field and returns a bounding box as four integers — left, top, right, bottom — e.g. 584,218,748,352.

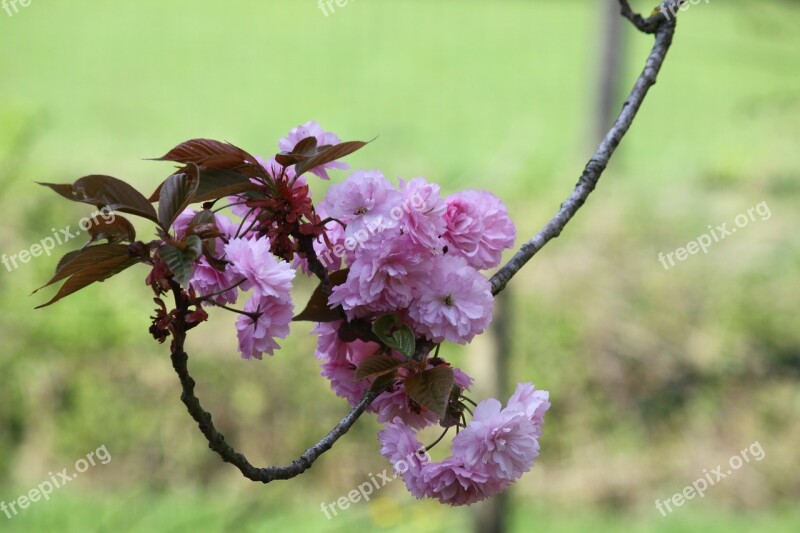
1,0,799,531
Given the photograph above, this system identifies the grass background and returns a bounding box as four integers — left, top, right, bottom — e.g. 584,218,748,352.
0,0,798,531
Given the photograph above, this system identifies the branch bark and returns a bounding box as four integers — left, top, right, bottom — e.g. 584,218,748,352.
490,2,678,295
168,281,380,483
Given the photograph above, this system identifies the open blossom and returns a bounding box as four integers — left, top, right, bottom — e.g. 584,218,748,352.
224,236,295,300
451,400,538,480
314,322,381,404
379,422,508,506
398,177,447,251
328,234,429,319
236,293,294,359
443,190,516,270
407,255,494,344
378,382,549,506
279,121,348,180
320,169,400,240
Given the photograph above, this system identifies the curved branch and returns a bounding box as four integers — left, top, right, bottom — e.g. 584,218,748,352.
490,3,678,295
168,282,379,484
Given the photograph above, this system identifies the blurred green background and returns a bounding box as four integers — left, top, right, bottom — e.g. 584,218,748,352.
1,0,798,531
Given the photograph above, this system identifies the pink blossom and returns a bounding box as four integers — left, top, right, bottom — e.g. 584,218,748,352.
236,293,294,359
378,421,508,506
377,382,549,506
279,121,348,180
507,382,551,433
319,169,401,240
398,177,447,251
314,322,380,404
378,419,431,498
224,236,295,300
407,255,494,344
443,190,516,270
328,233,429,319
450,398,539,481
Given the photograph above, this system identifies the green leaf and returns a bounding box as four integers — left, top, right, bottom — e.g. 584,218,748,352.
292,269,349,322
158,235,203,287
403,367,455,421
373,314,416,357
157,165,200,229
354,354,406,381
38,175,158,223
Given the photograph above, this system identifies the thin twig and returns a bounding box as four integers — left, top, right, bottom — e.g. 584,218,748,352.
490,4,677,295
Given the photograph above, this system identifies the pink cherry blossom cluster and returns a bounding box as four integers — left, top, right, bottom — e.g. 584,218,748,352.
379,383,550,506
163,121,549,505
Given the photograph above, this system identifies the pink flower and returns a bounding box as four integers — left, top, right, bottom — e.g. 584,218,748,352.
378,419,432,498
407,255,494,344
236,293,294,359
443,190,516,270
398,177,447,251
450,398,539,481
224,236,295,300
279,121,348,180
314,322,380,404
378,421,508,506
319,169,401,240
507,382,551,433
328,234,429,319
377,382,549,506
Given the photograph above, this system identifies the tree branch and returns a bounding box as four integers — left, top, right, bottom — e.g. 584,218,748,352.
490,2,678,295
168,282,379,484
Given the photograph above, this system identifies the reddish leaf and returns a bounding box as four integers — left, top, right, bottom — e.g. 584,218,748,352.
152,139,256,169
295,140,368,177
149,168,259,204
35,254,140,308
370,370,399,393
404,367,455,421
292,269,349,322
274,136,318,167
34,243,132,293
354,354,406,381
83,215,137,245
39,176,158,223
158,165,200,229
